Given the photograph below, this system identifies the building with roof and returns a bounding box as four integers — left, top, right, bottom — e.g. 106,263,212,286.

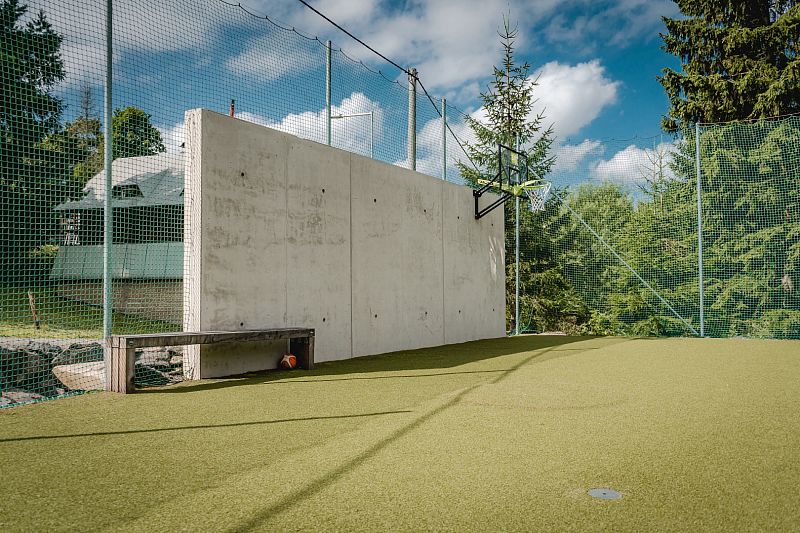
50,153,185,323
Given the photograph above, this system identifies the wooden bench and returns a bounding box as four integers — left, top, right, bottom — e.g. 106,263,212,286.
106,328,314,393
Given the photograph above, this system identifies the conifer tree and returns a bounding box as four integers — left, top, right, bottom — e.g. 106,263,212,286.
457,18,554,184
659,0,800,132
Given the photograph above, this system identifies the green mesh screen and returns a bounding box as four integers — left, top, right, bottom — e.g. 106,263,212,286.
0,0,449,407
2,0,798,409
697,118,800,338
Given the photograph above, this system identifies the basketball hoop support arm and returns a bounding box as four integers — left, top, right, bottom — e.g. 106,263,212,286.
473,144,516,219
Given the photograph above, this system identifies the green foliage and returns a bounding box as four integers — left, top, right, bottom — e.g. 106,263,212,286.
551,118,800,338
0,0,66,283
659,0,800,132
107,106,166,159
749,309,800,338
456,17,554,187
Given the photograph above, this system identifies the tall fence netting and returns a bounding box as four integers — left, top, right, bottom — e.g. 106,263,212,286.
2,0,798,408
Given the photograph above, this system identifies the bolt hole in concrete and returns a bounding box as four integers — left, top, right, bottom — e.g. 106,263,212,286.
588,488,622,500
374,198,377,203
240,322,244,327
322,188,325,193
240,172,244,177
374,314,378,318
322,317,326,322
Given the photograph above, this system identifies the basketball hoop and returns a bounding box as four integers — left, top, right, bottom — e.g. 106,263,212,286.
524,181,551,212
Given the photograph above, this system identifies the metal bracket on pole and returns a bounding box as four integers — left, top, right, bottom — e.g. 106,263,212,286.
441,97,447,180
407,67,417,171
326,40,332,146
695,123,705,337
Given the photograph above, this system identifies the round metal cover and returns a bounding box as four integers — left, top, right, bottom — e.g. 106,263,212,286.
588,488,622,500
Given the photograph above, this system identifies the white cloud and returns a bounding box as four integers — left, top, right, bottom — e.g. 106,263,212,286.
531,60,620,140
226,44,320,82
544,0,679,51
552,140,604,173
256,92,382,158
590,142,676,184
157,122,187,155
251,0,560,92
157,92,384,159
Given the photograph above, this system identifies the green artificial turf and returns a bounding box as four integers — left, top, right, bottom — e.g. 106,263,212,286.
1,335,799,531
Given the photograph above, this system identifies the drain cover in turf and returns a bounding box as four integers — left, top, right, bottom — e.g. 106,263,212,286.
588,488,622,500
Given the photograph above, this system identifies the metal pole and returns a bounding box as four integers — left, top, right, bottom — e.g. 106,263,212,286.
407,67,417,171
514,135,521,335
103,0,113,341
695,123,705,337
441,97,447,180
515,196,520,335
326,40,332,146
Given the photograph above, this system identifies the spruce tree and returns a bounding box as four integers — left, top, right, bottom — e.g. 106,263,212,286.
659,0,800,132
0,0,66,282
457,18,554,184
458,19,564,333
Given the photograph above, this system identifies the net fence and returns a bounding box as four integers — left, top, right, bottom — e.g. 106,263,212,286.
496,120,799,339
1,0,798,408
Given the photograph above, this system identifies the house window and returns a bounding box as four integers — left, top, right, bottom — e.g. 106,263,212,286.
112,184,143,198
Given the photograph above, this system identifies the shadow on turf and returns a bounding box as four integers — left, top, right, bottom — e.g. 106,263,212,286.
226,337,632,531
141,335,622,395
0,410,413,443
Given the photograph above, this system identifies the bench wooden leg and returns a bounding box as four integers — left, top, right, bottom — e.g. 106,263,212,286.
109,339,136,394
290,336,315,370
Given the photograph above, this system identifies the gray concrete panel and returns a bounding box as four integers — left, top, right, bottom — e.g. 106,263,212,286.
442,184,506,344
187,110,290,377
350,156,445,357
286,138,352,362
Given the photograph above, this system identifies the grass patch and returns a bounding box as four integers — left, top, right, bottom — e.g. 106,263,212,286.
0,285,175,339
1,335,799,531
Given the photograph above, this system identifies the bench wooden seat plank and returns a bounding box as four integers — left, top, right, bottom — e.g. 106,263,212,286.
106,328,314,394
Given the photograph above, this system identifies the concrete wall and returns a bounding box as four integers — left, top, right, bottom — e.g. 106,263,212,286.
184,109,504,378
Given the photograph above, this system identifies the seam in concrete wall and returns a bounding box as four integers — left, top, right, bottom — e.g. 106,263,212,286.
284,130,289,331
349,152,354,359
440,179,446,345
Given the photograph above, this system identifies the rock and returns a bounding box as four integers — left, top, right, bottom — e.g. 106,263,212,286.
2,389,46,404
52,362,106,391
23,342,62,359
7,351,60,394
134,364,170,385
51,343,104,367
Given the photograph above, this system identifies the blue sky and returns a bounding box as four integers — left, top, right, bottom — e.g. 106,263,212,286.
261,0,683,141
31,0,685,187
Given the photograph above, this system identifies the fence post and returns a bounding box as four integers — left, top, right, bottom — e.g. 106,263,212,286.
515,196,520,335
326,40,332,146
695,123,705,337
407,68,417,171
103,0,114,389
441,97,447,180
